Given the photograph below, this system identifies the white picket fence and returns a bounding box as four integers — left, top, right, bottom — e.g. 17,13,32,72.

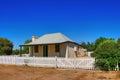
0,56,95,70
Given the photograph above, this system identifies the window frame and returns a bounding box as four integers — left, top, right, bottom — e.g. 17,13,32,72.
55,44,60,53
34,45,39,53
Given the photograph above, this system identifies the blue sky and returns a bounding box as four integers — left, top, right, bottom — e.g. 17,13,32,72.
0,0,120,49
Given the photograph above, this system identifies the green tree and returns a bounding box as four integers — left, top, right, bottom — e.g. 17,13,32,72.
23,40,32,54
93,40,120,71
117,38,120,51
86,42,95,51
80,42,95,51
0,38,13,55
116,38,120,68
94,37,114,50
13,49,19,55
80,42,86,48
117,38,120,44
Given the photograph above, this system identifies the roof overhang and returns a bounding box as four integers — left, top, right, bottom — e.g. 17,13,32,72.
20,41,79,46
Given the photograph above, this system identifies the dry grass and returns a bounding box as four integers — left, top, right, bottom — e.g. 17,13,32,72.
116,71,120,79
0,64,119,80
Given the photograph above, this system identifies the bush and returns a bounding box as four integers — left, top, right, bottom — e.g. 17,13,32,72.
95,59,110,71
0,38,13,55
94,40,120,71
13,49,19,55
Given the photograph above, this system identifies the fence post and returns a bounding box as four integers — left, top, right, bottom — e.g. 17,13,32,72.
55,56,57,68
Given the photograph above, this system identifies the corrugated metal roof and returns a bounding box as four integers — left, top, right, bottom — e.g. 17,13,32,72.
24,33,74,45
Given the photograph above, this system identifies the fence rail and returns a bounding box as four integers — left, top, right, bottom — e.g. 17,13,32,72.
0,56,95,70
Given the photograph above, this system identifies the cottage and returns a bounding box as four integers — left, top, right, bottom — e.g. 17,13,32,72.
20,33,87,58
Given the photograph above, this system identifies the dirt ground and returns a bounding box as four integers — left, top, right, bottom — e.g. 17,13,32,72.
0,65,119,80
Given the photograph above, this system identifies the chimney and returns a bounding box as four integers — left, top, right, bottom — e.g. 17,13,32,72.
32,36,38,42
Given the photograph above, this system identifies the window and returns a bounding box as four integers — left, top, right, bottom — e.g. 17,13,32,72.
34,45,38,53
55,44,60,52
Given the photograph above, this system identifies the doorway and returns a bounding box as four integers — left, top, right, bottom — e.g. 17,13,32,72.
43,45,48,57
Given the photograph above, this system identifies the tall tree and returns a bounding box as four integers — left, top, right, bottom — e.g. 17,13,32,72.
23,40,32,54
93,40,120,71
13,49,19,55
95,37,108,49
117,38,120,51
80,42,87,48
117,38,120,44
86,42,95,51
80,42,95,51
0,38,13,55
94,37,114,50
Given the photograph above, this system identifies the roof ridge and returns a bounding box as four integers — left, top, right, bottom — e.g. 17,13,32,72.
44,32,61,36
59,33,73,41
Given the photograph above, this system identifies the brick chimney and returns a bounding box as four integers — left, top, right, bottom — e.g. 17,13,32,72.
32,36,38,42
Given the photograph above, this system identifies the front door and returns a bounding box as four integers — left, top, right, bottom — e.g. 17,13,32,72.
43,45,48,57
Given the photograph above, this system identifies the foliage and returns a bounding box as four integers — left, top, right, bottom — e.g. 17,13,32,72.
92,40,117,57
0,38,13,55
95,59,110,71
93,39,120,71
13,49,19,55
80,42,95,51
117,38,120,44
23,40,32,54
80,37,114,52
94,37,107,48
94,37,114,50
